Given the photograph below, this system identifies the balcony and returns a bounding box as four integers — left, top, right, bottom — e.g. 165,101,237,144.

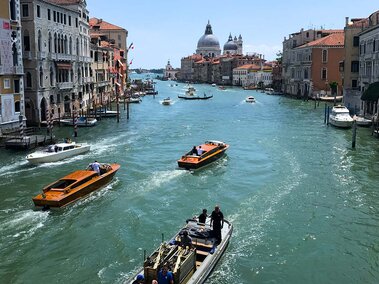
56,82,74,90
96,80,111,87
51,53,76,61
23,51,33,60
37,51,47,60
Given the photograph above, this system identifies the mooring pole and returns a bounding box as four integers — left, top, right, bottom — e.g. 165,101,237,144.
352,120,357,149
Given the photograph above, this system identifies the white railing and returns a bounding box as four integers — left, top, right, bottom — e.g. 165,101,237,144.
56,82,74,89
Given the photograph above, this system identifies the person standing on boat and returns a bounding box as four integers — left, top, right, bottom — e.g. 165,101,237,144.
197,146,204,155
157,264,173,284
210,205,224,245
91,161,101,175
198,208,208,224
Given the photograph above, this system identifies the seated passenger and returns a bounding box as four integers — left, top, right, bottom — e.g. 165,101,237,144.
180,230,193,249
191,146,198,156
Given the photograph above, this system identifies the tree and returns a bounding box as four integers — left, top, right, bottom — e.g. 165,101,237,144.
329,81,338,95
276,51,283,65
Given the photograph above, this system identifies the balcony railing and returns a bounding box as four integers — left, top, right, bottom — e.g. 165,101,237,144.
23,51,33,60
56,82,74,90
37,51,47,60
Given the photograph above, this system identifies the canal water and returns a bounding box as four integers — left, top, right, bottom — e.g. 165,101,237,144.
1,75,379,284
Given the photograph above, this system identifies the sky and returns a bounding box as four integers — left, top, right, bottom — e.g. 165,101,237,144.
88,0,379,69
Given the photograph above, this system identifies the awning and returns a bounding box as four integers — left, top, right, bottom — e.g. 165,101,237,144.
361,81,379,101
117,59,124,67
115,82,121,86
56,62,72,70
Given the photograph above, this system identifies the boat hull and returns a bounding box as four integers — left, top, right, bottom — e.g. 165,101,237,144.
178,149,226,170
27,145,90,164
32,164,120,208
329,117,353,128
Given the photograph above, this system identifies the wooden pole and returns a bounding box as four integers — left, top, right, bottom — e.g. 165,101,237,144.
127,101,129,120
327,106,330,125
324,103,327,124
58,107,61,127
352,120,357,148
74,109,78,137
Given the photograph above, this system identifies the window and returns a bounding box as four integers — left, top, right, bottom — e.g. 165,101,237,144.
118,34,121,41
48,9,51,20
75,18,78,27
64,14,66,25
14,79,20,93
22,4,29,17
24,35,30,51
69,16,71,26
353,36,359,47
53,11,56,22
4,79,11,89
351,61,359,73
37,5,40,17
15,101,20,112
321,68,327,80
26,72,32,88
352,80,358,88
322,49,328,63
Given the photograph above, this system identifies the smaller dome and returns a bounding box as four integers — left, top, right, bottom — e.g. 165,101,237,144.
224,34,238,51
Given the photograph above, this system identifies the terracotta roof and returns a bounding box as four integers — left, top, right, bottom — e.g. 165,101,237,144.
89,17,126,31
297,33,344,48
235,64,261,70
348,18,369,28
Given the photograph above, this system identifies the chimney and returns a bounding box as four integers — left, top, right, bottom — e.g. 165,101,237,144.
345,17,349,27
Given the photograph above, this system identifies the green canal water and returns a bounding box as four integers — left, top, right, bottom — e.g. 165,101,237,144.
1,76,379,284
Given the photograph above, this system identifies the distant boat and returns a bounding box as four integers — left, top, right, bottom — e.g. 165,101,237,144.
162,97,172,105
212,83,216,87
178,140,229,170
329,105,353,128
60,117,97,127
320,95,343,102
178,93,213,100
245,96,256,103
354,115,372,127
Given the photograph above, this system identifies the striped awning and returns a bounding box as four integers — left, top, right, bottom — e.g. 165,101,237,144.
56,62,72,70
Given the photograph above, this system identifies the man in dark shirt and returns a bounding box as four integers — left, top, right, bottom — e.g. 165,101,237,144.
198,208,208,224
210,205,224,245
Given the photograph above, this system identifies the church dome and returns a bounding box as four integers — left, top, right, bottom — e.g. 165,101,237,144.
224,34,238,51
197,21,220,49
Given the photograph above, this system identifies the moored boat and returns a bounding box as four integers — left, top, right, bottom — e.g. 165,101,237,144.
32,163,120,208
126,216,233,284
60,116,97,127
178,94,213,100
177,140,229,170
354,115,372,127
329,105,354,128
26,141,90,164
245,96,256,103
320,95,343,102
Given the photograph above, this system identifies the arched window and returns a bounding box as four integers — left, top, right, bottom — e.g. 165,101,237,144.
12,42,18,66
322,49,328,63
50,67,54,86
50,95,54,104
10,0,16,20
39,67,44,87
76,38,79,55
69,37,72,54
48,32,52,52
54,33,57,53
23,29,30,51
38,30,42,52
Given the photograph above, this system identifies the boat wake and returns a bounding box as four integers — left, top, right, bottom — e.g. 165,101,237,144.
206,149,305,283
0,160,29,178
129,169,185,194
0,209,49,250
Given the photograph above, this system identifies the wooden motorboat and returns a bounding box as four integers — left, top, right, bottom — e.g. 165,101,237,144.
26,141,90,164
320,95,343,102
177,140,229,170
329,105,353,128
126,216,233,284
32,163,120,208
90,108,117,118
245,96,256,103
162,97,172,105
60,117,97,127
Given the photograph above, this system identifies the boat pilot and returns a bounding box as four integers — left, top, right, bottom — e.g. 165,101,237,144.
197,146,204,155
91,161,101,175
210,205,224,245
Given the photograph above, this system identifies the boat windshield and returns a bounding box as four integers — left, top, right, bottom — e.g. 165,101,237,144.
49,179,76,189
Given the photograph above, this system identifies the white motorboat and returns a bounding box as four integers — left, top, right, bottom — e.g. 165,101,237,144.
185,86,196,96
211,83,216,87
26,141,90,164
162,97,172,105
60,117,97,127
245,96,256,103
329,105,353,128
126,216,232,284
